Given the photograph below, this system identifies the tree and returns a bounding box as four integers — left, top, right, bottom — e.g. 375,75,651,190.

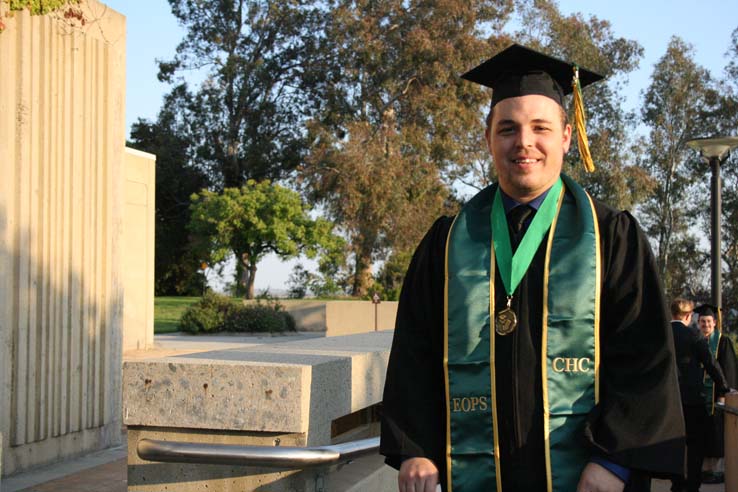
512,0,650,211
715,28,738,327
301,0,516,296
158,0,327,187
303,111,450,296
189,181,343,299
128,85,210,296
636,37,718,298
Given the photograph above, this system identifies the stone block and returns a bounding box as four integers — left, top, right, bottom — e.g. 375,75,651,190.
244,300,399,336
122,147,156,352
123,332,394,491
127,427,322,492
726,392,738,492
123,358,313,433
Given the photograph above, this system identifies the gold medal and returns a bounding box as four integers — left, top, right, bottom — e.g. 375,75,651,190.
495,296,517,335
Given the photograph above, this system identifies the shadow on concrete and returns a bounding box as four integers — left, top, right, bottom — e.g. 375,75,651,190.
1,194,123,478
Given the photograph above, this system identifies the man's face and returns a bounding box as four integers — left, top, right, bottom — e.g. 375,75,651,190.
699,315,716,337
485,94,572,202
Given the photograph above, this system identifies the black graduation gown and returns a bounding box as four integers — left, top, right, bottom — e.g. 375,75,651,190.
380,189,685,491
705,335,738,457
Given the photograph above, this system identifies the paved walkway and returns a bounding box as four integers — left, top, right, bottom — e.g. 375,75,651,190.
1,333,727,492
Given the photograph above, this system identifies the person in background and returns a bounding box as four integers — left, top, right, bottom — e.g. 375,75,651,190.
670,299,729,492
694,303,737,485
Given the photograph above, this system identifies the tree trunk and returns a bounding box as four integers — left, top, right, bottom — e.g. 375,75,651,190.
351,246,374,297
239,252,257,299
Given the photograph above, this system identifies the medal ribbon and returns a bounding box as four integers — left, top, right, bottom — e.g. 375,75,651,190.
491,178,564,296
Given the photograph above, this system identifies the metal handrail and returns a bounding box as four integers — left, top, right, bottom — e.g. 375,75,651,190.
716,401,738,416
137,437,380,468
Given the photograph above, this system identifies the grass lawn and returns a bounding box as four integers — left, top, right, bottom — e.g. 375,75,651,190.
155,296,201,333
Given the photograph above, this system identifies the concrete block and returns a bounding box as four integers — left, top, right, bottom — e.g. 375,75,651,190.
127,427,322,492
123,332,393,436
123,332,394,491
245,300,399,336
123,359,314,433
122,147,156,352
325,455,398,492
726,392,738,492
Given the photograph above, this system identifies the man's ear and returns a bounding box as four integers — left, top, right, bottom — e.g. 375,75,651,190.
485,127,493,154
562,123,572,154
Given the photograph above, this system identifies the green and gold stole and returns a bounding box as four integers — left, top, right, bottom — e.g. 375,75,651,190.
444,174,601,492
704,329,722,415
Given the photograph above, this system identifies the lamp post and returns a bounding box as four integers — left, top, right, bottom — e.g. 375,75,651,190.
685,136,738,313
372,292,381,331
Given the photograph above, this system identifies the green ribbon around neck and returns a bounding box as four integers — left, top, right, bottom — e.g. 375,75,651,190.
491,178,563,296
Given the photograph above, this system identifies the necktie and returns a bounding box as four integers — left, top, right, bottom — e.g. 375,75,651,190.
507,205,534,250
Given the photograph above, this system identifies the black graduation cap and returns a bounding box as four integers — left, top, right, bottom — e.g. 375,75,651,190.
461,43,605,173
694,303,719,318
461,44,604,108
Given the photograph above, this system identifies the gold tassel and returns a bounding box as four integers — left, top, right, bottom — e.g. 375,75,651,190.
572,66,595,173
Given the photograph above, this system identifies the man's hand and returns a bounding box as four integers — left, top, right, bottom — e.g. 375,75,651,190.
398,457,439,492
576,462,625,492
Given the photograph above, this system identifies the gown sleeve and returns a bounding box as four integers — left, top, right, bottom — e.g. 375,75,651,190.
585,208,686,477
693,331,729,395
380,216,453,477
718,337,738,390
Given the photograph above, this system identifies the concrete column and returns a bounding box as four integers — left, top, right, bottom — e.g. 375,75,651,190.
725,392,738,492
123,148,156,352
0,0,126,475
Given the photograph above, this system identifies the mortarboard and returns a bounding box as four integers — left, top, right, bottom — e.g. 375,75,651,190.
694,303,719,318
462,44,605,172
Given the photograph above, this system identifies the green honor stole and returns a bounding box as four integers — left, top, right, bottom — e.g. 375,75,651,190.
704,329,721,414
444,174,601,492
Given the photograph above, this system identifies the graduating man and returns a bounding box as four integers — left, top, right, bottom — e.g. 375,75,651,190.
695,304,738,484
380,44,685,492
670,300,729,492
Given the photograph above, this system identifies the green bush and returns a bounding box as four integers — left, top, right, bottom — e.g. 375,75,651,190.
178,292,297,334
179,305,222,333
280,310,297,332
223,305,278,332
178,291,234,333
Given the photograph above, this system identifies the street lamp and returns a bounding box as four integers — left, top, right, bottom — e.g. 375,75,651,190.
685,136,738,315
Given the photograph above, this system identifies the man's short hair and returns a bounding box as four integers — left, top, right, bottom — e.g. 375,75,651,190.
670,298,694,317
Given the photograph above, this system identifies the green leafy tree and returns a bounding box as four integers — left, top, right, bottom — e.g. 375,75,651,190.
189,181,343,299
636,37,719,298
158,0,327,187
128,85,210,295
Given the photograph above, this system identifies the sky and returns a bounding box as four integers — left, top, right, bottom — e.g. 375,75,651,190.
103,0,738,294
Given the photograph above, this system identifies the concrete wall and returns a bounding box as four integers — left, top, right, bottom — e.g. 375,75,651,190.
0,2,126,476
249,300,399,336
123,148,156,352
726,392,738,492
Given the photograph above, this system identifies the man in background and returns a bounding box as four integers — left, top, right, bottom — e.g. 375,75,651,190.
670,298,729,492
695,304,737,484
